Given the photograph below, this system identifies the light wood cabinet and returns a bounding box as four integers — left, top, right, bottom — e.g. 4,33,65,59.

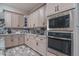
4,11,24,28
12,35,19,46
25,34,47,56
59,3,75,12
4,11,12,27
36,36,47,55
25,34,31,46
5,36,13,48
46,3,75,16
11,13,19,28
39,6,46,27
18,35,24,45
27,5,46,28
18,15,24,28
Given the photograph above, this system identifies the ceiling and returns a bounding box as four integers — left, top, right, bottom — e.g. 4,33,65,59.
1,3,44,15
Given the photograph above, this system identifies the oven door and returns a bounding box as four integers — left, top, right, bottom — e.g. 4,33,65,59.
48,37,71,55
47,9,74,31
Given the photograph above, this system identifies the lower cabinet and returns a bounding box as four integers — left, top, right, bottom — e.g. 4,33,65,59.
5,36,13,48
5,35,25,48
36,36,47,56
18,35,24,45
12,35,19,46
25,34,30,46
25,34,47,56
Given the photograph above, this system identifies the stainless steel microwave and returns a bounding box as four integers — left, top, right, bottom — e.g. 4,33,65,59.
47,9,75,31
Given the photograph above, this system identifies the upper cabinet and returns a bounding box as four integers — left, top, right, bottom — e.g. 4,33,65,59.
27,5,46,28
11,12,19,28
4,11,12,27
38,5,46,27
46,3,76,16
4,11,24,28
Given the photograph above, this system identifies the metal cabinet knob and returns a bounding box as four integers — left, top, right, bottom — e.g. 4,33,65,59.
36,42,38,46
40,39,43,40
11,39,13,42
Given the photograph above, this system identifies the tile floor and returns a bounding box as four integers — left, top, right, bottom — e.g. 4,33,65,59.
5,45,40,56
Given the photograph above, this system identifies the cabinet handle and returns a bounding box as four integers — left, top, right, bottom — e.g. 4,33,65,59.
43,22,45,25
36,42,38,46
11,39,13,42
57,5,59,11
55,6,57,12
40,39,43,40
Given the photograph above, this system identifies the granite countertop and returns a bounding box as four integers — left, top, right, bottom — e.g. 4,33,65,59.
0,33,25,37
0,33,47,37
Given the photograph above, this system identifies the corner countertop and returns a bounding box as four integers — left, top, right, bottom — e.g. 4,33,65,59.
0,33,25,37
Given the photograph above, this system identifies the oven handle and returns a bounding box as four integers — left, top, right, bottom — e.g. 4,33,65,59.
48,36,71,41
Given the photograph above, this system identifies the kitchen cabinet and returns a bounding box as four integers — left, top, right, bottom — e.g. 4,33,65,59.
11,13,19,28
46,3,75,16
12,35,18,46
36,36,47,55
39,5,46,27
4,11,24,28
18,35,24,45
4,11,12,27
25,34,31,46
33,10,39,27
27,5,46,28
27,14,33,28
5,36,13,48
25,34,47,56
31,35,38,51
18,15,24,28
59,3,75,12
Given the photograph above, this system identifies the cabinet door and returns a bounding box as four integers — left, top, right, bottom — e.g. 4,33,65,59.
37,36,47,55
27,14,33,28
18,15,24,28
25,34,30,46
27,16,31,28
39,6,45,27
59,3,75,12
33,10,39,27
18,35,24,45
4,11,12,27
46,3,57,16
11,13,19,28
12,35,19,46
31,35,38,51
5,36,13,48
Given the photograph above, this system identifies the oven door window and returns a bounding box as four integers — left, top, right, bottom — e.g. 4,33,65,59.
49,14,70,28
48,37,71,55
